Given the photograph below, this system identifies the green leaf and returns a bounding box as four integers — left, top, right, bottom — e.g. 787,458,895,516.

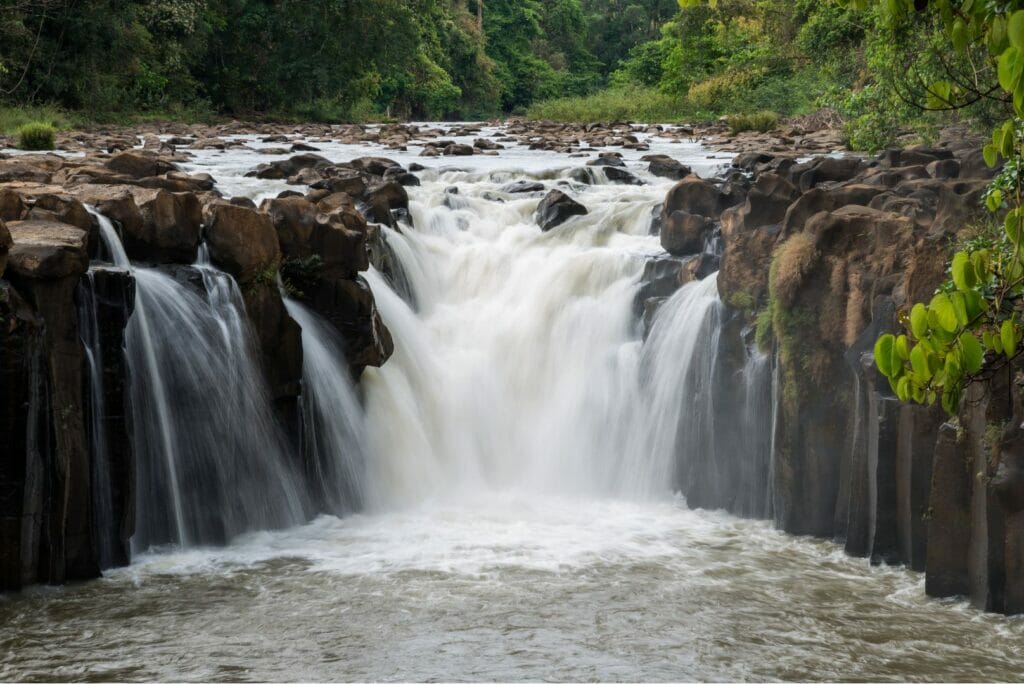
896,375,911,402
984,144,999,167
951,252,977,291
1008,209,1024,244
988,189,1004,211
959,333,984,374
952,20,969,52
1009,10,1024,50
1002,319,1018,357
910,302,929,339
910,345,932,382
895,334,910,361
875,334,896,377
930,293,960,333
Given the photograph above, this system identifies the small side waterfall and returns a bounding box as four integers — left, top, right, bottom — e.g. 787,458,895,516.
78,272,116,568
285,298,368,515
628,275,723,498
88,211,307,552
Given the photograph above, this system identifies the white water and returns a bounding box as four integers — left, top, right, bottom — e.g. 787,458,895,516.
8,127,1024,681
88,211,308,551
285,298,368,514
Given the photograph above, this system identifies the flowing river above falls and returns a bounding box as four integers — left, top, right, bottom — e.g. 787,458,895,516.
2,126,1024,682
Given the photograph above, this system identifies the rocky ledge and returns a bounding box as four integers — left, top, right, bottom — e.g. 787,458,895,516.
645,123,1024,615
0,143,409,590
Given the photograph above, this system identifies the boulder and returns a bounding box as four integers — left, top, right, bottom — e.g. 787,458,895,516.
251,153,331,180
205,203,282,283
503,180,546,194
535,190,588,232
662,176,726,221
6,220,89,279
349,157,401,177
104,151,177,179
361,180,410,227
661,211,713,256
261,197,368,278
121,188,202,264
603,166,644,185
645,155,691,180
0,188,28,222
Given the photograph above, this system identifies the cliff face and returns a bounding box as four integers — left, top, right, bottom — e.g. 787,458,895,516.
0,146,399,589
654,126,1024,615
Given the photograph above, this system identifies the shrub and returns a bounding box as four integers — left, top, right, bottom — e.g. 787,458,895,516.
687,67,766,110
15,122,56,150
726,111,779,135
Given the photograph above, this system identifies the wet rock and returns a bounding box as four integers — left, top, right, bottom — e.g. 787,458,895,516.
644,155,691,180
261,197,368,278
104,151,177,179
6,221,90,279
661,211,712,256
205,203,282,283
603,166,644,185
0,188,28,222
503,180,546,194
122,188,202,264
662,176,726,221
361,180,410,228
251,153,331,180
535,190,588,232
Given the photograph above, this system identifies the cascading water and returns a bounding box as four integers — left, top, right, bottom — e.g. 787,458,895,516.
88,211,307,551
284,298,368,514
78,271,116,568
11,131,1024,682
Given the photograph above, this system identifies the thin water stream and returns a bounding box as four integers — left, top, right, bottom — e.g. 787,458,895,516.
3,127,1024,682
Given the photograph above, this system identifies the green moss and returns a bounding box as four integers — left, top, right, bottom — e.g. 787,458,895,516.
280,255,324,299
755,307,774,352
725,289,756,313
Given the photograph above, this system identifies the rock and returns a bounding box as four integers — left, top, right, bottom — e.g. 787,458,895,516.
732,152,775,171
927,159,960,179
361,180,410,227
6,221,90,279
793,156,866,191
0,188,28,222
349,157,401,177
0,219,9,275
603,166,644,185
312,168,367,197
661,211,713,256
25,193,93,234
382,166,420,187
535,190,588,232
444,144,475,156
205,203,282,283
587,155,625,168
645,155,691,180
123,188,202,264
251,153,331,180
502,180,546,194
104,151,177,178
662,176,727,221
261,196,368,278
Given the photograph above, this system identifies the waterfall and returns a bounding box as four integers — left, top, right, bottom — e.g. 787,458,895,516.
627,275,723,499
284,298,368,515
78,271,116,568
88,211,307,552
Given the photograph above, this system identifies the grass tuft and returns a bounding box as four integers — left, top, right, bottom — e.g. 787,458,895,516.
726,111,780,135
15,122,56,150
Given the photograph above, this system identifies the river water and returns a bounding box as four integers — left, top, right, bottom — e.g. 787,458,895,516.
2,125,1024,682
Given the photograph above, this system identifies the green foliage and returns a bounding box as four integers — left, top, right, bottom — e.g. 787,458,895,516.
15,122,55,150
839,1,1024,415
526,86,691,122
726,111,779,134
